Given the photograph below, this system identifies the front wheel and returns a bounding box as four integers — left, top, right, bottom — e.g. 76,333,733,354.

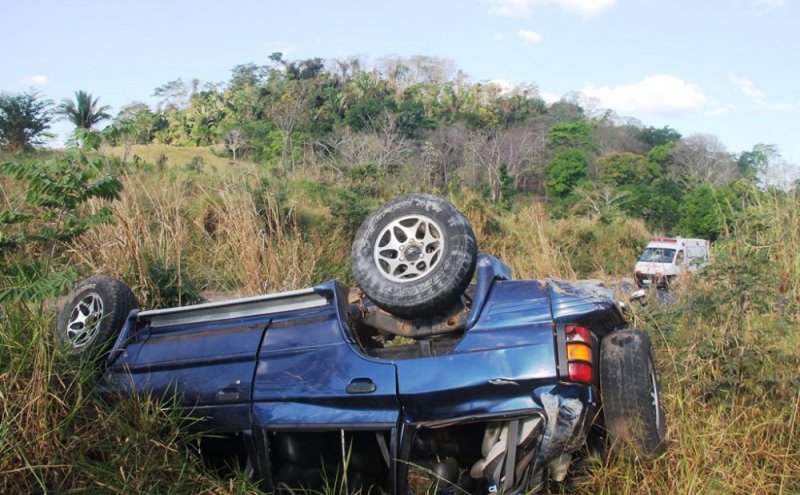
55,275,137,359
599,328,666,460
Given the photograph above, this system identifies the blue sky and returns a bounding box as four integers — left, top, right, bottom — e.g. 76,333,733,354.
3,0,798,166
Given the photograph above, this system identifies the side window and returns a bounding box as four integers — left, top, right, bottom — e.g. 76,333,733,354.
675,250,684,266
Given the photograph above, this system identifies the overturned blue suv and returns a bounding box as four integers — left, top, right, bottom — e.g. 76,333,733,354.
57,194,665,494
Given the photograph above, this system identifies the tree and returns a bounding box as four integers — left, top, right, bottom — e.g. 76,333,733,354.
548,121,595,151
547,96,585,121
284,57,325,80
637,125,681,148
677,185,733,240
596,152,660,187
545,149,589,198
647,142,678,173
620,178,683,233
103,119,138,162
223,128,246,160
422,123,469,189
57,91,111,129
465,126,538,203
573,185,630,223
595,122,648,155
0,130,123,301
345,97,393,132
0,91,54,152
268,80,312,168
117,102,156,142
736,143,777,183
153,79,191,110
229,63,267,91
671,134,736,187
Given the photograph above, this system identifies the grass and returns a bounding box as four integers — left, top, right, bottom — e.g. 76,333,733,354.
2,146,799,493
103,143,252,172
0,305,261,494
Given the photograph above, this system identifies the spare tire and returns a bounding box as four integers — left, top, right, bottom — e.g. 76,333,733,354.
55,275,137,359
351,194,477,319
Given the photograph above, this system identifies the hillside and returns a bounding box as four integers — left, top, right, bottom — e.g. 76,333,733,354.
1,140,798,493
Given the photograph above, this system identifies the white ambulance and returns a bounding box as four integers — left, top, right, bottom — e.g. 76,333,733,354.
634,237,710,288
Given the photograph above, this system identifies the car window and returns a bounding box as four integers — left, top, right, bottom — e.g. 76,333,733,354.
639,248,676,263
675,251,684,265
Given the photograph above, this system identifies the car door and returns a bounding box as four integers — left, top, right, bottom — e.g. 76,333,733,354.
251,291,398,429
107,311,270,432
395,280,557,424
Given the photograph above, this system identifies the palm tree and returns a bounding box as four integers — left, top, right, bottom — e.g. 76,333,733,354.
57,91,111,129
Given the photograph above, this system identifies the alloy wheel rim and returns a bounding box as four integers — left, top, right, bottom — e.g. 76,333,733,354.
66,293,104,348
373,214,444,283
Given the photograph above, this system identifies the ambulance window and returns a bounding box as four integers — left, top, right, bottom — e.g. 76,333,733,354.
675,250,684,265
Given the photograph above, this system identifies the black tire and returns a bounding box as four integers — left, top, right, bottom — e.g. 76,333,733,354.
55,275,137,359
599,328,666,460
351,194,477,319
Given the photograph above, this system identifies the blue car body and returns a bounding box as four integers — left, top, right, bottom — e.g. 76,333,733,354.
99,254,627,494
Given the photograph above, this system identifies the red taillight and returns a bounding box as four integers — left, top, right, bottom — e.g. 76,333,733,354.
566,325,591,343
568,362,593,383
565,325,593,384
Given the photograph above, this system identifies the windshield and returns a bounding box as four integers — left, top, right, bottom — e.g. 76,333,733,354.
639,248,676,263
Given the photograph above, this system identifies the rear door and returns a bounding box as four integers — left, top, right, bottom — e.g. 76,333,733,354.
118,315,268,431
251,298,398,429
108,289,330,432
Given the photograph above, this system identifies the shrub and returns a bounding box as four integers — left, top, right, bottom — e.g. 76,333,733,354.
0,134,122,302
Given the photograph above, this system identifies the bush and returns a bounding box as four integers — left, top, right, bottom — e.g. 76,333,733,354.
0,136,122,302
145,255,202,308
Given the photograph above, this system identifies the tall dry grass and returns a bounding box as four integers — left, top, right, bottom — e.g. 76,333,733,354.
70,169,327,306
3,148,799,493
191,178,328,294
455,192,650,281
576,191,800,495
0,306,260,493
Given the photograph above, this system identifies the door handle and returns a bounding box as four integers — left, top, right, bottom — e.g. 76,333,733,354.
346,378,376,394
216,388,240,402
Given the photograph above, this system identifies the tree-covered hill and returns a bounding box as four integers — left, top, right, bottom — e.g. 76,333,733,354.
91,54,791,238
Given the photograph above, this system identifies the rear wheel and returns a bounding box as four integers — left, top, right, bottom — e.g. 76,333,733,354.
55,275,137,359
351,194,477,319
599,328,666,460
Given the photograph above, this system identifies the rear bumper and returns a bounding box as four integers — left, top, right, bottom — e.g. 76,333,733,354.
635,272,673,288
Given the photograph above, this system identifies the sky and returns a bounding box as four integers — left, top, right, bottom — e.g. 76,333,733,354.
2,0,798,167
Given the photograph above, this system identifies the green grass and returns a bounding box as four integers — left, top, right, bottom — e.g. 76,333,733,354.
105,144,251,171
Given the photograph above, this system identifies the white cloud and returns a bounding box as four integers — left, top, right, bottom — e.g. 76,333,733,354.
494,33,505,41
580,75,707,114
748,0,785,15
20,74,48,86
517,29,543,45
485,0,616,17
729,74,766,101
541,91,560,104
704,104,733,116
729,73,798,111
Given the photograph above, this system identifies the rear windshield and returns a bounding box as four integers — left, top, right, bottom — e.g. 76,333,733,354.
639,248,676,263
